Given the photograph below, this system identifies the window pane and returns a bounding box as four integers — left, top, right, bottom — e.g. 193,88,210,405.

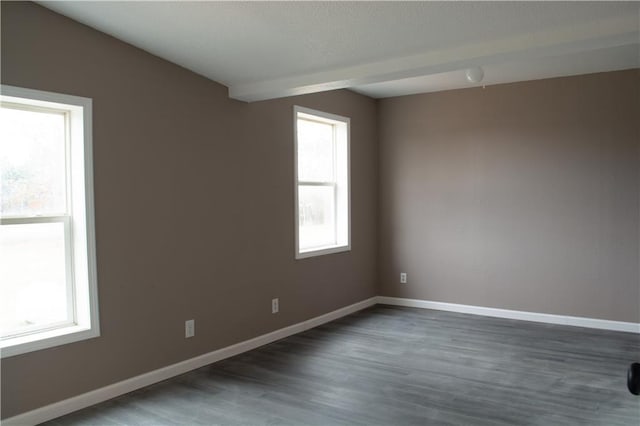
298,185,336,250
0,106,67,217
0,222,70,337
297,118,334,182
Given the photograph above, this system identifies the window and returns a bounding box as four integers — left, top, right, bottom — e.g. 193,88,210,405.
0,85,99,357
294,106,350,259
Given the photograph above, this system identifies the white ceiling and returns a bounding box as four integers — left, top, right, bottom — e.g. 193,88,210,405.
39,1,640,102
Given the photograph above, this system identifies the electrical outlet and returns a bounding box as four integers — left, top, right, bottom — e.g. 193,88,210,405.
185,319,195,338
400,272,407,284
272,298,279,314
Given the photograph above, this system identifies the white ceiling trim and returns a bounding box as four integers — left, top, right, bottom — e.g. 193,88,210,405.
229,15,639,102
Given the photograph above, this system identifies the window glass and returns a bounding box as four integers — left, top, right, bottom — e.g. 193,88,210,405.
298,185,336,250
295,107,349,258
297,119,334,182
0,106,67,217
0,222,69,337
1,85,99,358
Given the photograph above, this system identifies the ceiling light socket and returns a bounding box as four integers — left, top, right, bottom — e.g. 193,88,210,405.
465,66,484,83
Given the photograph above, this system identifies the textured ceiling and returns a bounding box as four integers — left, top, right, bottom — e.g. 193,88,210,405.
39,1,640,101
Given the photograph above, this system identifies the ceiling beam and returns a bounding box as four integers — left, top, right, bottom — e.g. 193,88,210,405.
228,15,639,102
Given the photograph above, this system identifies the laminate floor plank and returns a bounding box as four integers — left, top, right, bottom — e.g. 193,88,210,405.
43,305,640,425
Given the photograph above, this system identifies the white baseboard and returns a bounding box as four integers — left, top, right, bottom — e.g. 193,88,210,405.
2,297,377,426
376,296,640,333
5,295,638,425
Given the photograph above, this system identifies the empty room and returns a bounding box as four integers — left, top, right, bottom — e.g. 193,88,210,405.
1,1,639,425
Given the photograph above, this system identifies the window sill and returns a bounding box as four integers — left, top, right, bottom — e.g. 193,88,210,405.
296,244,351,260
0,323,100,358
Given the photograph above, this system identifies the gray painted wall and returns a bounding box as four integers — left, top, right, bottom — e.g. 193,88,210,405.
378,70,639,323
2,1,639,420
1,2,378,418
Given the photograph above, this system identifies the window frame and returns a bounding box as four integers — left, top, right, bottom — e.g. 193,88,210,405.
0,85,100,358
294,105,351,259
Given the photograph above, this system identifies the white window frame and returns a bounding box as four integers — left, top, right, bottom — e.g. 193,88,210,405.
294,106,350,259
0,85,99,358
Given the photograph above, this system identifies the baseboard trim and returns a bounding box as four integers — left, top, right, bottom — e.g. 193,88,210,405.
376,296,640,333
5,295,637,424
2,297,377,426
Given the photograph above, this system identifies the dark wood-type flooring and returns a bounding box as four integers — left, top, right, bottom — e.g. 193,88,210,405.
44,305,640,425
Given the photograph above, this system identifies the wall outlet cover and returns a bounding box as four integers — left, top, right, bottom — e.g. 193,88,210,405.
185,319,195,338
